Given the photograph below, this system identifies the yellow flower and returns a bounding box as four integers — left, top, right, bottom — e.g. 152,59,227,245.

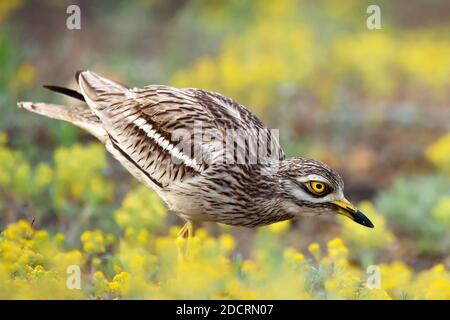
80,230,109,254
136,229,150,246
92,257,102,268
399,39,450,96
333,33,396,98
93,271,109,296
327,238,349,261
219,234,235,252
324,270,361,300
432,197,450,228
2,220,34,241
108,272,130,295
359,288,392,300
308,242,321,259
53,143,113,208
114,186,167,230
380,261,412,298
408,264,450,300
54,233,65,244
1,216,450,299
426,132,450,176
241,260,256,275
283,247,305,263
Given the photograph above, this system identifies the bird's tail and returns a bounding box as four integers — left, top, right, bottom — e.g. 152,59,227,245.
17,70,127,141
17,101,107,142
18,101,83,123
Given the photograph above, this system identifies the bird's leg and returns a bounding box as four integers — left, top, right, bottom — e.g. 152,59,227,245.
177,220,197,238
177,220,200,258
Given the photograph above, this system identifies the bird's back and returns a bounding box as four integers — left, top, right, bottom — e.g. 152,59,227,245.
76,71,285,190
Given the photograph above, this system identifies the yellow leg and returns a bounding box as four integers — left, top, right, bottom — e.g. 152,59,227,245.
177,220,198,258
177,220,197,238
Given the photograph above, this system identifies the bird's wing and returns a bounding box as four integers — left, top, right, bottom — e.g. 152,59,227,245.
77,70,285,188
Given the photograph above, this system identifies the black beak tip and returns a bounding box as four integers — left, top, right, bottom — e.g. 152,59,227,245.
353,210,374,228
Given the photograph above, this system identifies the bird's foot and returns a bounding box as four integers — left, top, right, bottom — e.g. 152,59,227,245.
177,220,196,239
176,221,198,258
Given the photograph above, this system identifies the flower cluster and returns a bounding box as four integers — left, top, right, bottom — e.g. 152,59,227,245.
53,143,113,209
1,219,450,299
172,0,450,118
0,220,84,299
426,132,450,177
0,132,53,201
0,136,116,245
114,186,167,231
2,130,450,299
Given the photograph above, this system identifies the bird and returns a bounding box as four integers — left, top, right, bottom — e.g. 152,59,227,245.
18,70,373,238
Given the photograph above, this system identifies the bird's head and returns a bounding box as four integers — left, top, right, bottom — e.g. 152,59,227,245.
277,157,374,228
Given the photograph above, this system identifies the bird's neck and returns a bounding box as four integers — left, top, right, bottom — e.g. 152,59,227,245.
238,160,295,218
255,159,310,218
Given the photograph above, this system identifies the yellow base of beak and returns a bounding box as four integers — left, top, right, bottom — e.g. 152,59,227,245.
331,199,374,228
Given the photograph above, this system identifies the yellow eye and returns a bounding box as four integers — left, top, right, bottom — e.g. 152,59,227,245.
309,181,328,195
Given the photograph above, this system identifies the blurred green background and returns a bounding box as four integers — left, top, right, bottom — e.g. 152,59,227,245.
1,0,450,270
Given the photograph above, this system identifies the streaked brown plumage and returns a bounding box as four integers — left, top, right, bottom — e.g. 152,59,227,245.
18,70,373,237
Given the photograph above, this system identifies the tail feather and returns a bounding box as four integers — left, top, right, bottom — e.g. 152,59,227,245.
17,102,107,142
17,70,128,142
43,85,85,102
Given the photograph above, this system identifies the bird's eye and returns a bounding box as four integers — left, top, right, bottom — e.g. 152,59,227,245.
308,181,329,195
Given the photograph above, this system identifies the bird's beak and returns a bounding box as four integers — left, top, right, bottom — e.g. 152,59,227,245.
331,198,374,228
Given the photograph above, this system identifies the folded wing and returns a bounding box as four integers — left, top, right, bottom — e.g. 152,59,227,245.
77,70,285,189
